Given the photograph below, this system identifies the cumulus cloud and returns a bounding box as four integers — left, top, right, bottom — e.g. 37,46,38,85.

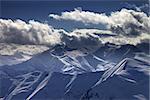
49,8,150,36
100,33,150,45
61,29,103,49
59,28,150,48
62,29,150,46
49,8,110,25
0,19,104,49
0,17,150,51
0,19,61,46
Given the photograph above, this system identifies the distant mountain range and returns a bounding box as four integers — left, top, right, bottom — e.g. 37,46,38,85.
0,42,149,100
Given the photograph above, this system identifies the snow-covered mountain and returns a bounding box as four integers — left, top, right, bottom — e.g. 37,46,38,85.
0,43,149,100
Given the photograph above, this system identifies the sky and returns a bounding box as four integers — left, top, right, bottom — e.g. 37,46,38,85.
0,0,149,50
1,0,149,31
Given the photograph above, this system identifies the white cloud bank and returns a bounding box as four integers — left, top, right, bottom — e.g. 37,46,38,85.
64,29,150,46
0,19,103,49
0,19,61,46
0,8,150,50
49,8,150,36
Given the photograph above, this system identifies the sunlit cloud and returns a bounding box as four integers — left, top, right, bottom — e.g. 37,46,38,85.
49,8,150,36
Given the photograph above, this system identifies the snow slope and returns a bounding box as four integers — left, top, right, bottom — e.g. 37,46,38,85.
5,57,148,100
0,43,149,100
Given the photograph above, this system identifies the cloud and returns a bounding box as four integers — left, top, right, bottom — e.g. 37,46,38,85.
62,29,150,46
0,43,49,56
0,18,150,51
49,8,110,25
100,33,150,45
49,8,150,36
0,19,104,49
61,29,103,49
0,19,61,46
59,28,150,48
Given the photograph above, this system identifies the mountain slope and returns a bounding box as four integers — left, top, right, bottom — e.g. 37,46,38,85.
2,57,149,100
0,43,149,100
